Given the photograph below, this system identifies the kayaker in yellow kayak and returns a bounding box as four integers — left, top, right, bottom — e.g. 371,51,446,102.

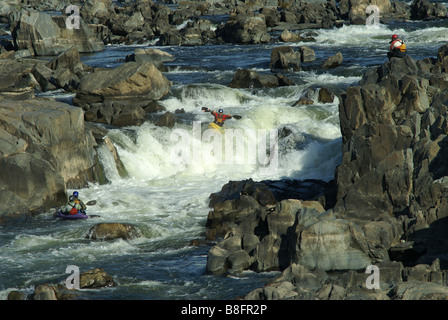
202,107,233,127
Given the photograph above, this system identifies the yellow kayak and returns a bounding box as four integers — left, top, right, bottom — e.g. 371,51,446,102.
208,122,225,134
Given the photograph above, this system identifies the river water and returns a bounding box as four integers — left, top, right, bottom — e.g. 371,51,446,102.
1,12,448,300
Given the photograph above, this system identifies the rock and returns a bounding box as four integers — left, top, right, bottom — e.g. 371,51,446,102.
46,46,89,92
269,46,301,71
390,280,448,300
410,0,448,20
216,13,270,44
322,52,343,69
0,99,102,218
347,0,392,22
229,69,282,88
7,290,27,300
318,87,335,103
46,46,84,73
158,28,182,46
0,59,37,99
31,62,56,92
29,268,115,300
299,46,316,62
156,111,176,128
80,0,114,25
73,62,172,126
11,10,104,56
80,268,116,288
86,222,142,240
279,29,302,42
125,48,175,71
33,284,58,300
389,241,427,265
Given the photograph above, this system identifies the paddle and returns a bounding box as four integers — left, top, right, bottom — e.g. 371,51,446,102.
86,200,97,206
201,107,242,119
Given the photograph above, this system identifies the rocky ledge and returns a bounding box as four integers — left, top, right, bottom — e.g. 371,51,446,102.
204,45,448,300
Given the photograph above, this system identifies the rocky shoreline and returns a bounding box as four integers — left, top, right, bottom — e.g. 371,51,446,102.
203,46,448,300
2,0,448,300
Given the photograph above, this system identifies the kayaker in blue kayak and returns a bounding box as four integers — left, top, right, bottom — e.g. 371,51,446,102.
61,195,83,215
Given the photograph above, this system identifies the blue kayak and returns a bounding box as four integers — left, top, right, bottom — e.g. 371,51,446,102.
56,210,89,220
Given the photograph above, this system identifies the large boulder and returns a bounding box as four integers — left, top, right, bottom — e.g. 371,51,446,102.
73,61,172,126
229,69,291,88
216,12,270,44
204,179,402,276
269,46,301,71
410,0,448,20
11,10,104,56
0,99,102,218
333,47,448,270
86,223,142,240
0,59,37,99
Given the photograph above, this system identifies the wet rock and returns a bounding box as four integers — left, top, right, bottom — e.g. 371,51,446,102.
33,284,58,300
229,69,287,88
86,223,142,240
31,62,56,92
410,0,448,20
156,111,176,128
322,52,343,69
216,13,270,44
390,280,448,300
269,46,301,71
299,46,316,63
73,61,172,126
279,29,302,42
80,268,116,288
0,99,101,217
318,87,335,103
125,48,175,71
7,290,27,300
0,59,37,99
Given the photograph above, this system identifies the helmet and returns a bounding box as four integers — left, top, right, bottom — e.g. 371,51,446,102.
218,108,223,113
69,195,76,201
73,191,79,197
391,34,398,40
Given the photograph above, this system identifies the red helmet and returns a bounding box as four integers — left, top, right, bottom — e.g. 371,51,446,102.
391,34,398,40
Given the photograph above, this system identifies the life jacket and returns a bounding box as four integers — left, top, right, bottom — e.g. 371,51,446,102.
69,203,78,215
390,39,406,53
213,113,227,126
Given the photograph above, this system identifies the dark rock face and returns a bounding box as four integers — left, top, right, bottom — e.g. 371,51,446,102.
205,46,448,300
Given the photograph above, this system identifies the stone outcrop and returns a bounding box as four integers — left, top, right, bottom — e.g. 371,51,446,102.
10,10,104,56
206,45,448,299
72,61,172,127
205,180,403,276
0,98,125,219
0,99,96,217
0,59,37,100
